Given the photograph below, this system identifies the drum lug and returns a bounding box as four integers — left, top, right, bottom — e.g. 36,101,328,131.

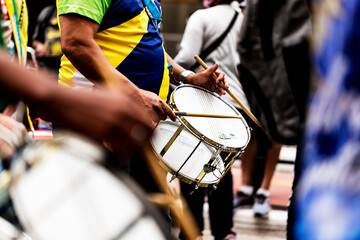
203,164,216,173
169,102,176,109
207,184,218,195
190,183,199,195
211,184,218,194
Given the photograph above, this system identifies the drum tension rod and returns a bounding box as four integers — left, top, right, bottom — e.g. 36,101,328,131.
171,137,205,183
190,183,200,195
203,146,223,173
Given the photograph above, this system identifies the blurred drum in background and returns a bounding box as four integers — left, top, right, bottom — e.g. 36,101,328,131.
9,133,175,240
151,85,251,190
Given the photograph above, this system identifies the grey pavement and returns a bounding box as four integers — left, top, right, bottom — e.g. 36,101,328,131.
202,203,287,240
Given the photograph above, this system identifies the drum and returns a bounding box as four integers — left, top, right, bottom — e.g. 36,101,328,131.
9,133,175,240
150,85,251,188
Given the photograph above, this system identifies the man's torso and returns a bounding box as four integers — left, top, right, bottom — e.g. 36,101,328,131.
58,0,169,100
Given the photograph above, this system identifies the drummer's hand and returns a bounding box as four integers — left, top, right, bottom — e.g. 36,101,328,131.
186,63,229,96
42,88,155,158
0,114,27,161
137,89,177,123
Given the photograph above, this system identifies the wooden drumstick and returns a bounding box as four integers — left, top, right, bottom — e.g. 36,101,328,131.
142,142,199,240
175,111,243,119
102,72,199,240
194,55,264,131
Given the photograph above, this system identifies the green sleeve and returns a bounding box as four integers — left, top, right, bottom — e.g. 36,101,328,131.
58,0,112,24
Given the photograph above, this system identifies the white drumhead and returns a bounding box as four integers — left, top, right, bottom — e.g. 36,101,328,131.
172,85,250,150
151,120,224,186
10,135,173,240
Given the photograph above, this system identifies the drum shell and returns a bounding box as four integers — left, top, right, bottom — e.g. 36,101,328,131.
151,120,228,187
151,120,242,187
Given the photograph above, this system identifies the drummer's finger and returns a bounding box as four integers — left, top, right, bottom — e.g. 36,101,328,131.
153,102,167,122
162,102,176,121
215,71,228,89
214,86,224,96
206,62,219,77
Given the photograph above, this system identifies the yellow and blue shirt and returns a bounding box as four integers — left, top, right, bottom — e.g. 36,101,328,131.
57,0,169,101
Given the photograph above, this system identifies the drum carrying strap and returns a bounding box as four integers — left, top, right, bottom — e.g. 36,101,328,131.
142,0,161,30
189,10,239,71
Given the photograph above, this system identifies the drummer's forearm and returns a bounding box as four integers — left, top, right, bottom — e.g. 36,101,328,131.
166,53,187,84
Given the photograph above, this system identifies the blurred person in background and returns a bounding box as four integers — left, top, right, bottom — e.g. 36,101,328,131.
31,0,61,72
234,0,311,220
293,0,360,239
174,0,247,238
175,0,283,222
0,0,28,64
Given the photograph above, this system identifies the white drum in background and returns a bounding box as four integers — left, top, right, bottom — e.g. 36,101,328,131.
151,85,251,188
9,134,175,240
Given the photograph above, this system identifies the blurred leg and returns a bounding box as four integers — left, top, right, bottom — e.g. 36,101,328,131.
180,181,206,236
287,133,305,239
208,171,234,240
253,141,281,216
240,126,258,186
234,125,258,208
259,142,281,190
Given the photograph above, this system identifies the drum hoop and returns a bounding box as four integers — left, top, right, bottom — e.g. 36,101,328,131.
170,84,251,151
